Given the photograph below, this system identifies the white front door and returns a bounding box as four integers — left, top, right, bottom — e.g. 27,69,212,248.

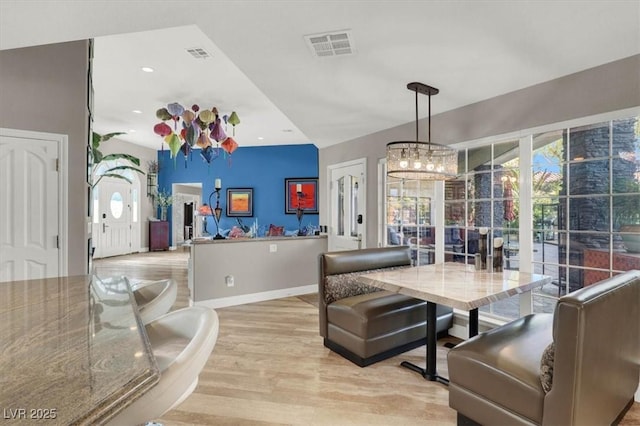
0,132,61,282
328,159,366,251
94,179,132,258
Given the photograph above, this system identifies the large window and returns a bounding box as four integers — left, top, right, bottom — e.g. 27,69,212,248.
532,117,640,310
385,178,434,265
384,112,640,321
446,140,524,318
445,140,520,269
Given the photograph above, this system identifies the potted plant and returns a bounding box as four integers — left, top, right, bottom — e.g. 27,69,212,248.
155,189,173,221
90,131,144,189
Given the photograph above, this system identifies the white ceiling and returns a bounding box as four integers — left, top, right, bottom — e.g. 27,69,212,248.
1,1,639,150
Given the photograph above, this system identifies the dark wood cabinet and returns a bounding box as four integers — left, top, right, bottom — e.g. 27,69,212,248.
149,221,169,251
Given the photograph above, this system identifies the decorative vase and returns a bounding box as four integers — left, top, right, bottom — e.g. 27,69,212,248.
160,206,167,221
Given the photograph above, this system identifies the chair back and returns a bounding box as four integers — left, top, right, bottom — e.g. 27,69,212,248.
543,270,640,425
318,246,411,337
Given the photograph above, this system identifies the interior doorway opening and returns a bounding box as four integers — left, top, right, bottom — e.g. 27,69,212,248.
184,202,194,240
171,182,203,247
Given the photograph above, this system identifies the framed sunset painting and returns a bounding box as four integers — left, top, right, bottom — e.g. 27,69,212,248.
226,188,253,217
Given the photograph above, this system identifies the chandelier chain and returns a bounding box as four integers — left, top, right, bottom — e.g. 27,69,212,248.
385,82,457,180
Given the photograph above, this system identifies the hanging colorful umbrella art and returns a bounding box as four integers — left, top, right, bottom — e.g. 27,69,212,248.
153,103,240,167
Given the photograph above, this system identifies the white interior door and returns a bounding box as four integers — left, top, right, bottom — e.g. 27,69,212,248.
0,133,60,282
328,159,366,251
94,179,132,258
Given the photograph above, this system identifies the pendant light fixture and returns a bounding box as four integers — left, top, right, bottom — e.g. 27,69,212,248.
386,82,458,180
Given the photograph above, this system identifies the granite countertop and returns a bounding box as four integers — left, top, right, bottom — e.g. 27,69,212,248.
0,275,159,425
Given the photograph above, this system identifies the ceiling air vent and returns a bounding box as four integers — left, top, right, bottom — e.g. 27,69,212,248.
304,30,354,57
185,47,211,59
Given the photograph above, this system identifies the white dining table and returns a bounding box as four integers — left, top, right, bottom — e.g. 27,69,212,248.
357,262,552,385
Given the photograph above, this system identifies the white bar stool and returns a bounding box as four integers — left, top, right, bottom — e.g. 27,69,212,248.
132,279,178,325
107,306,219,426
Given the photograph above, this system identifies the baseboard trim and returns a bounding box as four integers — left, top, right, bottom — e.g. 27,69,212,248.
194,284,317,309
449,312,507,340
449,324,468,340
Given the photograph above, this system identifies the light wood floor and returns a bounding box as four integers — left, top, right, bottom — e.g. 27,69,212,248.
93,250,640,425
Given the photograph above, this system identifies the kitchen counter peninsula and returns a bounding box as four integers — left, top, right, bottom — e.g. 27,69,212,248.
0,275,158,425
189,235,327,307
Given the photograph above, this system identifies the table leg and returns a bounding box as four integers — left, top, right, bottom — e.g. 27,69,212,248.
469,308,479,338
400,301,449,385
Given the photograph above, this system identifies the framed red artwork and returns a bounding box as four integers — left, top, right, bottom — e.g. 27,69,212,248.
285,178,318,214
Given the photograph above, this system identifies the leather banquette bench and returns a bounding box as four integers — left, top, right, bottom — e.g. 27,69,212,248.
447,269,640,426
318,246,453,367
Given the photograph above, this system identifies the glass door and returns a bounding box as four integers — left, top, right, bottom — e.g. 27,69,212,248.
328,160,365,251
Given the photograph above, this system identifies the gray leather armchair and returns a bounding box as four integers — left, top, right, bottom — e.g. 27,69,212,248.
447,270,640,426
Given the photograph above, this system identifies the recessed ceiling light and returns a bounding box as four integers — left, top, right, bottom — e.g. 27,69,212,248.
257,136,264,140
128,129,137,133
141,67,154,73
282,129,293,133
132,110,142,114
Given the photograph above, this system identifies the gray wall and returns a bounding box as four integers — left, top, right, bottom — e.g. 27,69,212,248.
191,236,328,305
319,54,640,249
0,41,90,275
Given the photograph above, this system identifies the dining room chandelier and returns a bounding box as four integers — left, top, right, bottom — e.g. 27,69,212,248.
386,82,457,180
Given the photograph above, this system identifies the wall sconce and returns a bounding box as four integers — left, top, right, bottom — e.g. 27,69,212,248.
147,172,157,197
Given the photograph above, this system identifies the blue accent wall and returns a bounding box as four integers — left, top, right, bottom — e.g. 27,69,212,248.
157,144,319,237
